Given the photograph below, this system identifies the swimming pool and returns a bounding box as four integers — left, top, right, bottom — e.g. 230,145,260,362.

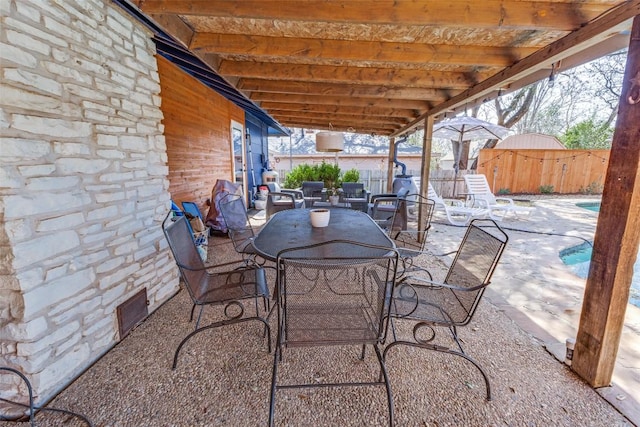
576,201,601,212
560,242,640,308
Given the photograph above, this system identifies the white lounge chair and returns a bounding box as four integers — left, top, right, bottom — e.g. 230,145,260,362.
463,174,534,221
427,182,488,226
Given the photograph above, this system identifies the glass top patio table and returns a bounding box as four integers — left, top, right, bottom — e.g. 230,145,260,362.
252,208,395,261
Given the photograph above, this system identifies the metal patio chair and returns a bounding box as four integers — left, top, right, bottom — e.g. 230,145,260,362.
269,240,399,427
1,366,92,426
162,213,271,369
219,193,263,265
389,194,436,279
384,219,508,400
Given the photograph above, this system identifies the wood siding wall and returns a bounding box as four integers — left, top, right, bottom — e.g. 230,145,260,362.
158,56,244,214
477,149,610,194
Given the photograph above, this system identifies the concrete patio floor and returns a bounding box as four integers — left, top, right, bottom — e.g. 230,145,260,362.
424,195,640,425
3,196,637,426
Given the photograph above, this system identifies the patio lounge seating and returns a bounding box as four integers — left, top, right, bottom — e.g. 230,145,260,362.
265,192,297,218
368,188,410,229
340,182,370,212
269,240,399,426
266,184,305,209
300,181,325,207
427,182,488,226
162,213,271,369
463,174,534,221
384,219,508,400
279,188,305,208
369,195,400,230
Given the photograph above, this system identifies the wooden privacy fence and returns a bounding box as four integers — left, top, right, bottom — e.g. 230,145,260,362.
275,149,610,198
477,149,610,194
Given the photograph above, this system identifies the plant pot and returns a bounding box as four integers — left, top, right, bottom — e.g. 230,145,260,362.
309,209,330,227
329,195,340,206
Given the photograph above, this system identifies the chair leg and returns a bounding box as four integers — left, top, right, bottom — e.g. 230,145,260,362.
373,345,395,427
173,316,272,369
189,303,196,322
0,367,35,426
383,340,491,400
268,322,285,427
194,305,205,329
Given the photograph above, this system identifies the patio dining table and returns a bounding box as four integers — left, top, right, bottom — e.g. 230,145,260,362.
252,208,395,261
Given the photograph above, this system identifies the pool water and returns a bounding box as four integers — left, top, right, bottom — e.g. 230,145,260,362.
576,201,601,212
568,201,639,307
560,242,640,308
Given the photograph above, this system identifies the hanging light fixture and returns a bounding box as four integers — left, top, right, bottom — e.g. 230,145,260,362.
315,124,344,152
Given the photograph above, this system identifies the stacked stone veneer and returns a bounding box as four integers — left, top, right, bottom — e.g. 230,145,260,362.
0,0,180,402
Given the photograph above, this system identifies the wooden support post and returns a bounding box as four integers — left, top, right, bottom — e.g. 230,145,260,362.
573,16,640,387
417,116,435,243
420,116,435,199
387,137,396,192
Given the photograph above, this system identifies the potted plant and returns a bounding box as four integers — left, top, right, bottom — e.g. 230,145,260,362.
327,187,340,205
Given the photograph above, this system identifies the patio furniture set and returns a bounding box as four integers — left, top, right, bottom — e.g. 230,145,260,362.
157,188,509,426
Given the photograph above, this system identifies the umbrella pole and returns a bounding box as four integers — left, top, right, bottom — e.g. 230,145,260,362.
453,126,464,197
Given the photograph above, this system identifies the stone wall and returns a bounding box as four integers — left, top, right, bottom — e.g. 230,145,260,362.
0,0,179,402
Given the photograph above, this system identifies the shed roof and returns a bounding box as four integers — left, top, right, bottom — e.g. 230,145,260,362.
497,133,567,149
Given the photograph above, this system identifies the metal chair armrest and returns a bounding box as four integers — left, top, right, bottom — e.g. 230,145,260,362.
399,275,490,293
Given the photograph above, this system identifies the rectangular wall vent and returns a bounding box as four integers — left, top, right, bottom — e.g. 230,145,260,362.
116,288,148,339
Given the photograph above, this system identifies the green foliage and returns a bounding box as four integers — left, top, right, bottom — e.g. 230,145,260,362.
539,184,554,194
317,161,341,189
283,163,319,188
579,181,604,195
560,119,614,149
282,161,342,189
497,188,511,195
341,168,360,183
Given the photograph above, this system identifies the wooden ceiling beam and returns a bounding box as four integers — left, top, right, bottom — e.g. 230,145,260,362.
258,102,418,119
270,110,409,126
218,60,488,89
190,33,537,67
239,79,452,100
137,1,614,31
393,1,639,136
147,13,194,47
250,92,431,110
277,119,396,135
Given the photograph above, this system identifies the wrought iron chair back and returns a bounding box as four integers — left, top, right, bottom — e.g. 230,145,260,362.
390,194,435,250
269,240,399,426
389,194,436,278
219,193,259,263
162,213,271,369
385,219,508,400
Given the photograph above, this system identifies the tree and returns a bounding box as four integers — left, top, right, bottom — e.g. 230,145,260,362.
560,119,614,149
468,85,537,169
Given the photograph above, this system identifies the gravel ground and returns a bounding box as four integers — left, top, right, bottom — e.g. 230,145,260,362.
2,204,634,427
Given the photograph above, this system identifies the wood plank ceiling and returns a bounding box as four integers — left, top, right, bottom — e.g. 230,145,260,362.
133,1,638,136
